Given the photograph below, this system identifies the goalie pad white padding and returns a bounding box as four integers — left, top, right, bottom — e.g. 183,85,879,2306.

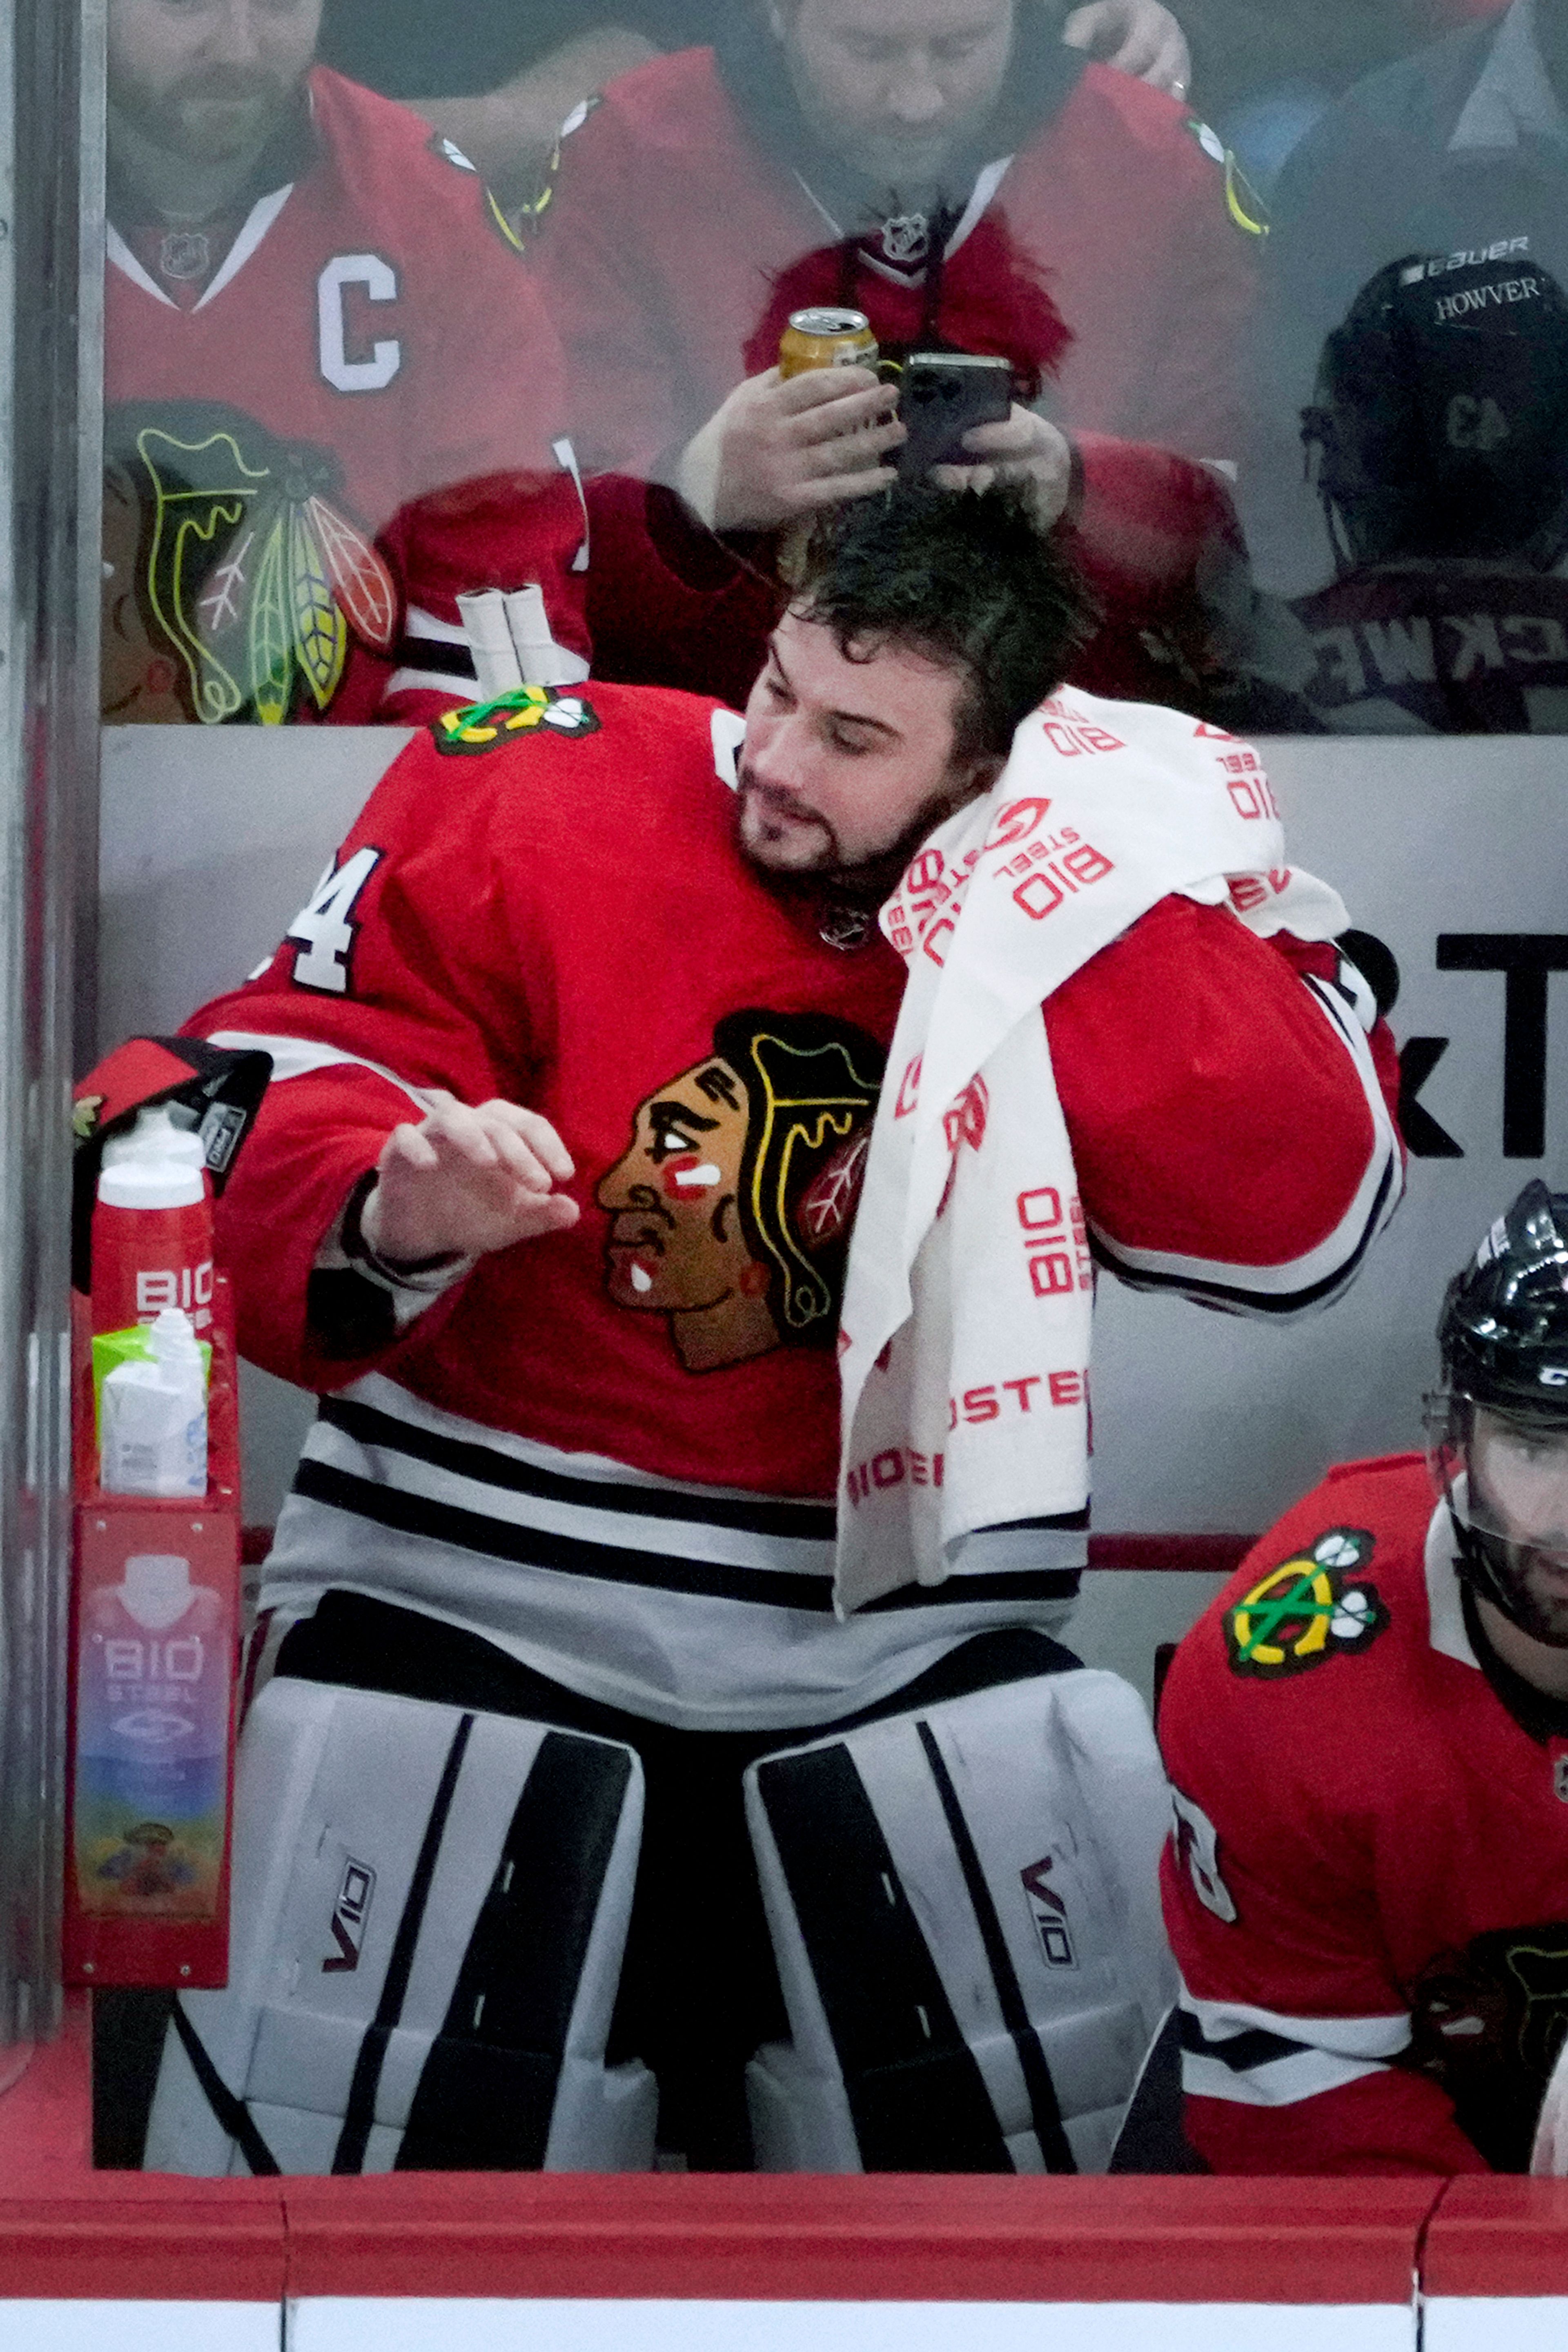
743,1666,1175,2174
144,1674,653,2176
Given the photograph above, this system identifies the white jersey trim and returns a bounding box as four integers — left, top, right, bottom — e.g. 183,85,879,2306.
206,1029,434,1114
791,154,1013,281
403,606,470,645
108,187,295,312
1425,1492,1481,1668
1178,1986,1410,2108
262,1371,1082,1730
195,185,295,310
1092,969,1402,1316
106,223,176,308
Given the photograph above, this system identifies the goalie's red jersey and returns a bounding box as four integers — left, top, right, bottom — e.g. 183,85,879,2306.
103,67,589,726
182,685,1400,1727
1162,1454,1568,2175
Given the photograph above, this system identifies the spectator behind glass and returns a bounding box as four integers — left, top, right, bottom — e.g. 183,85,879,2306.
103,0,590,726
1243,0,1568,598
530,0,1261,535
316,0,1192,200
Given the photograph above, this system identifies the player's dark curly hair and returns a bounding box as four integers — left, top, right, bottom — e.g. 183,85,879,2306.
791,483,1095,767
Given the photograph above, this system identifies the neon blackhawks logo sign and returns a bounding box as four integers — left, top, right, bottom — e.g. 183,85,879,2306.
103,399,395,725
1224,1527,1389,1679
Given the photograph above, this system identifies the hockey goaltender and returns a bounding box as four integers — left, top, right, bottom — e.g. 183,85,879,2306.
145,483,1402,2175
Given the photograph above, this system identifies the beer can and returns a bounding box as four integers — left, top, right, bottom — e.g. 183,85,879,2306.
779,307,879,379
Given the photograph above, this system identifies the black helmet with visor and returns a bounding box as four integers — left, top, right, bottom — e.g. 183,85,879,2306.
1428,1181,1568,1634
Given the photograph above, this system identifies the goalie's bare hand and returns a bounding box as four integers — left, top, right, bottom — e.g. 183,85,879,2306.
362,1090,579,1263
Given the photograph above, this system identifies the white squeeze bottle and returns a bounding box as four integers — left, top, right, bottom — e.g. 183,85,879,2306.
92,1104,214,1338
100,1307,209,1497
100,1102,205,1174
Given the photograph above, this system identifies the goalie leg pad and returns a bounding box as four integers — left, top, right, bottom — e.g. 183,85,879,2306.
145,1673,653,2176
744,1667,1175,2174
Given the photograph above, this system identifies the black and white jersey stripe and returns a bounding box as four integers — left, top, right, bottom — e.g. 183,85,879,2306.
1178,1987,1411,2107
264,1372,1083,1731
1090,964,1403,1319
384,605,479,706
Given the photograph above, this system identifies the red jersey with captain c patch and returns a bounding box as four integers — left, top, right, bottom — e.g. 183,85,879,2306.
104,67,589,726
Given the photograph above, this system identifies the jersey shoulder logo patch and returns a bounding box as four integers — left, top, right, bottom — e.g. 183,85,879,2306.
511,95,601,249
428,133,477,173
1180,115,1268,237
1224,1526,1388,1679
432,684,601,755
425,129,528,254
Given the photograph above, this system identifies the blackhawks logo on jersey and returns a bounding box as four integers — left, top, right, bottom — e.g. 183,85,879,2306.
599,1009,884,1374
432,684,601,753
1224,1527,1388,1679
104,401,396,726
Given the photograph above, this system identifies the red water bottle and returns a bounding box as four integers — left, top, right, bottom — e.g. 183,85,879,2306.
92,1105,214,1336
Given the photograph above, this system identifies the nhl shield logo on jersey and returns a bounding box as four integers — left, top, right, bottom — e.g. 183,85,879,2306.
432,684,601,754
1224,1527,1388,1679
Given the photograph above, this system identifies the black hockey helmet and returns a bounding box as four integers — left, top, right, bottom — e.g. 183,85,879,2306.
1437,1180,1568,1412
1427,1181,1568,1632
1302,251,1568,573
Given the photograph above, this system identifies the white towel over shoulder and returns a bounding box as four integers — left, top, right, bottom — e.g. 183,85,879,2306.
835,688,1350,1614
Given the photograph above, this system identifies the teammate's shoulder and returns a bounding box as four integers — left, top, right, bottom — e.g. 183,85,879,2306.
1164,1454,1431,1723
1044,67,1267,234
1054,64,1216,161
1240,1453,1432,1584
1322,1447,1429,1494
574,44,731,144
307,66,523,252
308,66,449,164
410,677,737,792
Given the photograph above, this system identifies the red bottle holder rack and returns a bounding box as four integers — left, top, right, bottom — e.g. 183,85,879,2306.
62,1271,243,1990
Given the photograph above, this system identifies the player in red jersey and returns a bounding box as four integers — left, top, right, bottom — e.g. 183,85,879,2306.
149,488,1399,2176
102,0,590,725
1162,1181,1568,2174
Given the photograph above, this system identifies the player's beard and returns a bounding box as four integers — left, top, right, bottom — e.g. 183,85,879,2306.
112,62,301,166
1463,1452,1568,1648
1476,1530,1568,1648
781,44,1007,200
734,757,983,913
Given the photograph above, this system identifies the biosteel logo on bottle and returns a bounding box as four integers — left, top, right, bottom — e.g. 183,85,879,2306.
74,1552,227,1920
92,1105,214,1336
